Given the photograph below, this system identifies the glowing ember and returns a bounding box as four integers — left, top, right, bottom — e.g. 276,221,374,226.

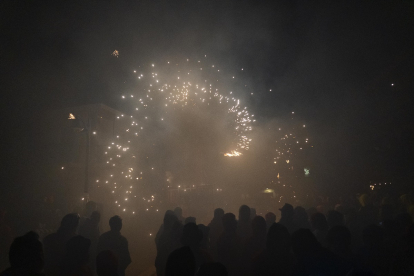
224,150,242,157
112,50,119,58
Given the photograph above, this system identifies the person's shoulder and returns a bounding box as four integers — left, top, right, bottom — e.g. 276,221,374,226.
99,231,112,239
119,234,128,242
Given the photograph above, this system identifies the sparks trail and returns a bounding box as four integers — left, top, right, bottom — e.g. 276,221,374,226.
100,57,255,214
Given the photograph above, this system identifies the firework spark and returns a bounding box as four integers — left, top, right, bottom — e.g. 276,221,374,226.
112,50,119,58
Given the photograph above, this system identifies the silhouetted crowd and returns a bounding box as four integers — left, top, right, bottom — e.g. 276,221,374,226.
155,195,414,276
1,193,414,275
0,212,129,276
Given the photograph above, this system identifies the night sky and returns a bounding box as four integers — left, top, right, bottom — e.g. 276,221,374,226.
1,1,414,198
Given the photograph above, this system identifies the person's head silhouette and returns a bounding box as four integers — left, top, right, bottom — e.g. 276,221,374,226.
165,246,195,276
109,215,122,232
58,213,80,234
279,204,294,219
8,231,44,273
266,223,290,253
326,210,344,228
185,217,196,225
164,210,178,230
311,212,328,232
239,205,250,222
214,208,224,220
181,222,203,247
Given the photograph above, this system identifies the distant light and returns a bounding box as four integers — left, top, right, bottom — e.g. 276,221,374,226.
81,198,84,201
92,131,96,135
61,167,64,169
68,113,76,120
391,83,394,86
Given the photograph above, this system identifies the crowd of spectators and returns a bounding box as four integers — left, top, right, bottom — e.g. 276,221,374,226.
1,192,414,275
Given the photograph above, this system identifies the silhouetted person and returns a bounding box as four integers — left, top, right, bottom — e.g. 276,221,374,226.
251,223,293,276
217,213,241,276
197,262,227,276
242,216,266,275
293,206,311,230
174,207,184,224
43,213,80,276
291,228,340,276
264,212,276,233
155,211,182,276
327,210,344,229
197,224,210,250
358,224,389,276
307,207,318,220
0,231,44,276
185,217,196,225
310,212,328,247
181,223,211,270
97,216,130,276
250,208,256,220
79,211,100,272
344,207,362,248
60,235,93,276
237,205,252,241
390,223,414,276
326,225,358,274
278,203,298,234
208,208,224,259
155,210,175,247
165,246,195,276
96,250,118,276
358,194,378,228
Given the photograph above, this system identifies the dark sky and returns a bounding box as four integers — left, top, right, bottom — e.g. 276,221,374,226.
1,0,414,194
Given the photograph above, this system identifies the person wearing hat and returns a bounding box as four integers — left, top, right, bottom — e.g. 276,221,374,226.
279,204,299,234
